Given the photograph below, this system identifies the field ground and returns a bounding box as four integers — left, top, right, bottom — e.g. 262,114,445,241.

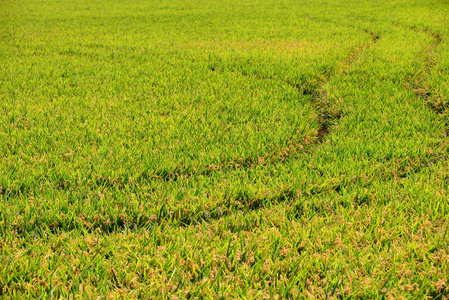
1,0,449,298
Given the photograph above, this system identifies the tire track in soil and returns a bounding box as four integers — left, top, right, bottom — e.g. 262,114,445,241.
310,30,379,144
391,22,448,166
387,23,443,110
407,26,446,134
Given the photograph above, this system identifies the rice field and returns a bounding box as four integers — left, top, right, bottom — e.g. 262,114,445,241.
1,0,449,298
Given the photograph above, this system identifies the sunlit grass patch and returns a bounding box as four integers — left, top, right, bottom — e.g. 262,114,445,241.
1,0,449,297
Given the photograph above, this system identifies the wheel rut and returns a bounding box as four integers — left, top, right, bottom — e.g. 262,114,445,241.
393,23,448,145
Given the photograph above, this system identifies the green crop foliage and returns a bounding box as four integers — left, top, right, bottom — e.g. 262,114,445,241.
1,0,448,298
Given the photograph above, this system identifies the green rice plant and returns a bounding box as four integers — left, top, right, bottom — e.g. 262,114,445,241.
1,0,448,298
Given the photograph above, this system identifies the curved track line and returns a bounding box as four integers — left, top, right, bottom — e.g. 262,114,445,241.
71,26,381,192
98,29,383,229
391,22,448,143
130,27,381,184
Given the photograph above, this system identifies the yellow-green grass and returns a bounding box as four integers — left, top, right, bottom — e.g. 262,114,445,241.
1,0,448,298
